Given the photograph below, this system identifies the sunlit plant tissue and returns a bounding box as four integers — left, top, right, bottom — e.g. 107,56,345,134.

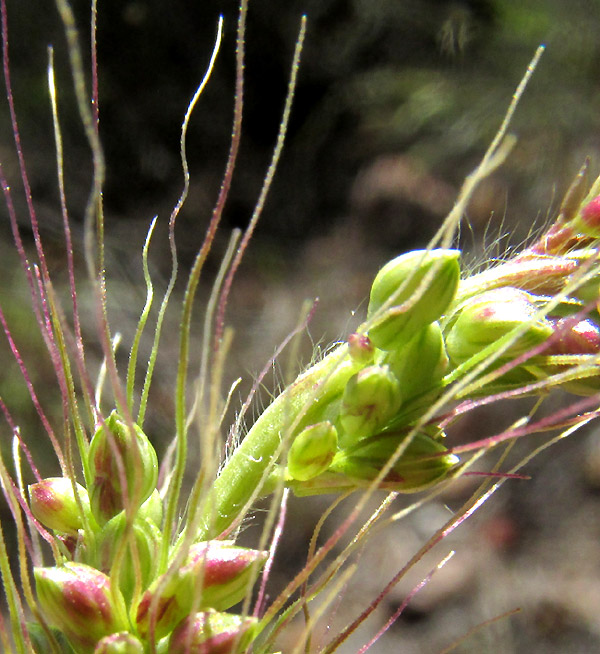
1,2,600,654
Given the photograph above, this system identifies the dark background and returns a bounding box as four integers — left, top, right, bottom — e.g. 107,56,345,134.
3,1,600,652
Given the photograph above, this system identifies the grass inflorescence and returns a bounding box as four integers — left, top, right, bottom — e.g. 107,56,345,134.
1,2,600,654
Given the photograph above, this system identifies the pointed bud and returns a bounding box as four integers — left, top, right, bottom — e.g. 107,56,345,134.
340,365,402,442
34,563,128,654
94,633,144,654
367,249,460,350
571,193,600,238
168,611,257,654
98,514,162,604
331,429,458,492
136,541,267,640
446,288,554,366
88,411,158,525
287,421,338,481
29,477,92,536
347,333,375,364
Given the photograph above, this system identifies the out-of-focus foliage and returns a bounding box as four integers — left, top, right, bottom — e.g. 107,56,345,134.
5,0,600,257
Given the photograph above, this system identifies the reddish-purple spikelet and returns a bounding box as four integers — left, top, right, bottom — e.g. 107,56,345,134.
64,575,111,622
92,434,125,520
440,308,600,429
169,612,257,654
47,565,112,624
381,470,404,483
580,195,600,229
546,317,600,355
524,223,578,256
29,477,91,537
135,589,178,634
348,332,375,364
33,483,63,512
35,563,127,652
185,541,265,587
136,541,266,640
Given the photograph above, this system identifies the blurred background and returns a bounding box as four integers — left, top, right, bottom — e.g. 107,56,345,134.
3,0,600,652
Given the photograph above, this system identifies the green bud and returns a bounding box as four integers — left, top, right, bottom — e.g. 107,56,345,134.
287,421,338,481
88,411,158,525
339,365,402,442
29,477,91,536
378,323,448,426
136,541,267,640
445,288,554,366
94,633,144,654
330,429,458,492
367,249,460,350
383,322,448,402
34,563,128,654
167,611,257,654
98,514,162,604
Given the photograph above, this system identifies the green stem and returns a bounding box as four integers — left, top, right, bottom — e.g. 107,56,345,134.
197,345,363,539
